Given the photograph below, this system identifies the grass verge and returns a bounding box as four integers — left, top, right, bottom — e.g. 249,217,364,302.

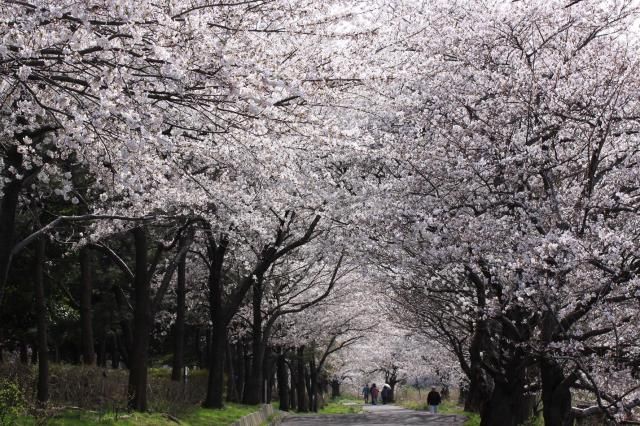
16,403,261,425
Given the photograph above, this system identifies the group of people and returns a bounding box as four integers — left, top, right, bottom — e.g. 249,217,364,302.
361,384,442,414
361,383,392,405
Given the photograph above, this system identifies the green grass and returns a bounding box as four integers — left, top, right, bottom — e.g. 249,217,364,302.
15,403,261,425
182,404,260,426
318,400,362,415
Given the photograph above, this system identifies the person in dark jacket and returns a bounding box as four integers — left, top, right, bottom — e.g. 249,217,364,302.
427,387,442,413
370,383,379,405
362,384,370,403
380,386,389,404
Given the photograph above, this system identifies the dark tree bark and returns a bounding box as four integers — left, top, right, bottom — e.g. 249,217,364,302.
127,227,151,411
97,330,107,368
296,346,308,412
289,361,297,410
243,342,252,402
465,327,493,413
226,342,239,402
244,278,265,404
540,312,575,426
34,236,48,404
19,341,28,364
202,237,228,409
80,248,95,365
0,156,23,306
541,360,574,426
111,332,120,369
194,327,201,367
171,253,186,382
480,374,532,426
277,348,290,411
237,342,246,401
263,346,275,403
309,356,319,412
330,380,340,399
0,142,42,306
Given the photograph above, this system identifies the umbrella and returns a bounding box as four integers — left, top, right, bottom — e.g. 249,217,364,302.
383,383,391,389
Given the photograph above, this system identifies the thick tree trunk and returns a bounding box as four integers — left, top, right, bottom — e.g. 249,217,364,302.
0,173,21,306
34,237,48,404
289,362,297,410
97,330,107,367
309,357,318,412
243,343,252,401
80,248,95,365
540,310,574,426
226,343,239,402
194,327,201,367
203,325,226,408
330,380,340,399
277,349,289,411
203,240,228,409
127,227,151,411
244,280,265,405
465,326,493,413
236,343,246,400
296,346,307,412
541,360,573,426
171,254,186,382
111,332,120,369
480,374,531,426
19,340,28,364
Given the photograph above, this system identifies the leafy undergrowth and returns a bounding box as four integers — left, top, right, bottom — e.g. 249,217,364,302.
400,400,481,426
15,403,260,426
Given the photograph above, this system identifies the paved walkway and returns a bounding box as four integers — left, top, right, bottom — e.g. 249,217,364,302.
281,404,466,425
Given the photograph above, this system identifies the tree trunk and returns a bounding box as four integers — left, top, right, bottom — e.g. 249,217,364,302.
97,330,107,368
226,342,239,402
465,327,493,413
289,362,297,410
203,325,226,408
330,380,340,399
194,327,201,367
127,227,151,411
244,279,265,405
309,357,318,412
539,311,574,426
265,346,274,403
541,360,573,426
277,349,289,411
111,332,120,369
80,248,95,365
296,346,307,412
237,342,248,401
19,340,28,364
171,254,186,382
203,240,228,409
480,375,531,426
34,237,48,404
0,171,21,306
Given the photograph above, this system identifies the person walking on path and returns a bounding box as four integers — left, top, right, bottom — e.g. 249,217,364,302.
362,384,370,404
381,384,391,404
370,383,379,405
427,387,442,413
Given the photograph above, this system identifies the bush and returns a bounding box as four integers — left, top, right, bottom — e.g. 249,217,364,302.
0,378,26,426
